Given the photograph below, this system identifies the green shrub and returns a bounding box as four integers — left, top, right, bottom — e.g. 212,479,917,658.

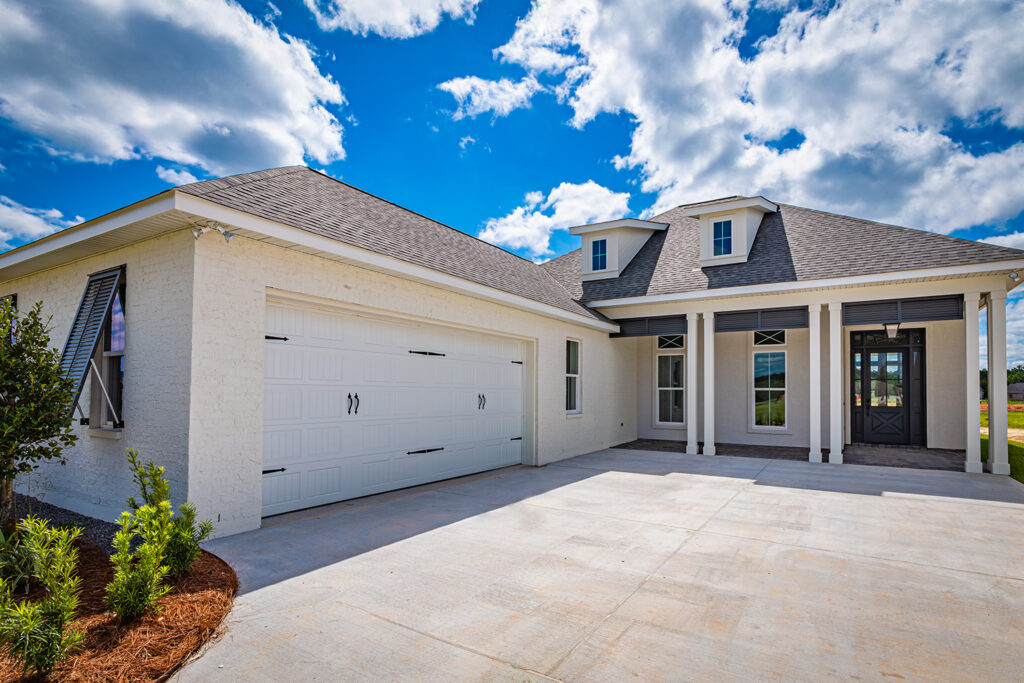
125,449,215,577
105,502,173,620
0,517,84,674
0,526,36,595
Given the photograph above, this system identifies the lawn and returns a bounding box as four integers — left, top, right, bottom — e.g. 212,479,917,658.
981,435,1024,484
980,405,1024,429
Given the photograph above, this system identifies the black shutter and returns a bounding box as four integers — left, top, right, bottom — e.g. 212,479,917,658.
843,301,900,325
60,266,125,412
610,315,686,337
842,295,962,325
715,306,809,332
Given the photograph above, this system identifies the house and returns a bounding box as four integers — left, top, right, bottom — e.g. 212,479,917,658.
1,166,1021,537
1009,383,1024,401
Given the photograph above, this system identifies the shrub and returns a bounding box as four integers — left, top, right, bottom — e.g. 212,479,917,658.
0,517,84,674
105,501,173,620
0,526,36,595
125,449,215,577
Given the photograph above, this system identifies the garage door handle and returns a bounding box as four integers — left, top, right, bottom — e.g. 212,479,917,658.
481,394,486,409
477,394,482,410
354,393,360,414
262,467,287,474
407,447,444,455
347,393,353,414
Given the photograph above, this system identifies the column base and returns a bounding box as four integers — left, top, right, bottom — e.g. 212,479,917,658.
965,461,983,474
992,462,1011,475
685,444,699,455
828,451,843,465
809,450,822,463
703,445,716,456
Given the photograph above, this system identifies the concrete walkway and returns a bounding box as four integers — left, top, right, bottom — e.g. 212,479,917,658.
176,449,1024,681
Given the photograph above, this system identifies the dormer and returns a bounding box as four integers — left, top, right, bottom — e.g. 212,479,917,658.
568,218,668,281
683,196,778,267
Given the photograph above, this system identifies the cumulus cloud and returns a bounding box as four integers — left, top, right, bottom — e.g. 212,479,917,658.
451,0,1024,233
0,0,346,176
304,0,480,38
438,76,542,119
0,196,82,250
156,166,199,186
479,180,629,257
981,232,1024,250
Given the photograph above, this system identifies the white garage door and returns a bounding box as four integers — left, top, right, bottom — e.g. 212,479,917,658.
262,301,525,516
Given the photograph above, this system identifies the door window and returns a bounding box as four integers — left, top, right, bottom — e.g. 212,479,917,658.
869,351,903,407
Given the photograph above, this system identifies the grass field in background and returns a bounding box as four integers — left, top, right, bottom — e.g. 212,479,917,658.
981,436,1024,484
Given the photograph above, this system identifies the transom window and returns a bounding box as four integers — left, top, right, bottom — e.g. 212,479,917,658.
657,334,685,349
591,238,607,271
565,339,580,414
754,329,785,345
712,220,732,256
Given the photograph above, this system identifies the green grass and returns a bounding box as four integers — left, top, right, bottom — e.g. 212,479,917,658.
980,435,1024,484
980,409,1024,429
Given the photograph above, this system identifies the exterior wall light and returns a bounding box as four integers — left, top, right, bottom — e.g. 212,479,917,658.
1010,270,1021,282
189,220,235,243
883,322,900,339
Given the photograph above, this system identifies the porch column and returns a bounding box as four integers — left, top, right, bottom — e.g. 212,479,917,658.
987,291,1010,475
964,292,982,473
702,310,716,456
808,304,823,463
828,303,844,463
685,312,700,455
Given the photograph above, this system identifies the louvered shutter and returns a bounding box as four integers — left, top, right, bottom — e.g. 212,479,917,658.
715,307,809,332
611,315,686,338
60,266,125,412
842,295,962,325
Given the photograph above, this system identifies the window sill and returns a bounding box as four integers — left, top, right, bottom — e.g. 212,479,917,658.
88,428,123,440
748,425,791,436
566,412,584,419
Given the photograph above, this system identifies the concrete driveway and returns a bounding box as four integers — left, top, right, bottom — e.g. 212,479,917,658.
176,449,1024,681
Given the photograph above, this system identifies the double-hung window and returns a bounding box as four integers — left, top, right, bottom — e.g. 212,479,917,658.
752,330,786,428
566,339,581,414
655,335,685,424
591,238,607,271
91,288,125,428
712,220,732,256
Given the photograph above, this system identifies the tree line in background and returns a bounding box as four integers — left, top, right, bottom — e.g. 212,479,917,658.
980,364,1024,400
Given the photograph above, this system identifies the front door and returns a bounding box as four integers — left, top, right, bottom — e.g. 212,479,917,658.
851,330,925,445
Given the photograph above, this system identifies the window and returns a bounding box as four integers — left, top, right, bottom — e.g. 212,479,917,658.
754,329,785,346
712,220,732,256
565,339,580,413
753,348,786,428
656,336,684,424
91,288,125,428
591,239,607,271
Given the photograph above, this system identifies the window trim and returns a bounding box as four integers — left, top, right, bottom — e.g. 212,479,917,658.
750,332,787,431
712,219,733,256
591,238,608,272
653,336,685,427
565,338,581,415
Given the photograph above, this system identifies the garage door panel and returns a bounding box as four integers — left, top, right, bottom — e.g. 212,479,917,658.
264,301,524,516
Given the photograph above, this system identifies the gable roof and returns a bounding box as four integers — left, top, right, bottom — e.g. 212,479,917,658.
177,166,604,321
541,203,1024,302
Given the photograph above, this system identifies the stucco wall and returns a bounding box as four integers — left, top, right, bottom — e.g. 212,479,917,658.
1,230,195,522
187,234,637,536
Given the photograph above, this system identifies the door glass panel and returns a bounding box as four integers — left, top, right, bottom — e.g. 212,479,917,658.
853,352,862,406
885,352,903,407
658,389,684,423
870,352,883,405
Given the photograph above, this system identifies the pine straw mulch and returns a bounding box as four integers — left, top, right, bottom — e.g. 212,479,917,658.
0,541,237,683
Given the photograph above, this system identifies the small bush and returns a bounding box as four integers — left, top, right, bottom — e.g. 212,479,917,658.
125,449,215,577
105,502,173,620
0,517,84,674
0,526,36,595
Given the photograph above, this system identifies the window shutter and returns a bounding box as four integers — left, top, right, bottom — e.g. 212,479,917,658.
842,295,962,325
842,301,899,325
60,266,125,412
715,311,758,332
715,307,808,332
611,315,686,337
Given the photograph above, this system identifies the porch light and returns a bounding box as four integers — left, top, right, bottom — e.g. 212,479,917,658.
884,322,900,339
1010,270,1021,283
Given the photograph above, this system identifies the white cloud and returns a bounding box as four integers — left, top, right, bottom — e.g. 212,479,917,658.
155,165,199,186
0,196,82,250
459,135,476,150
455,0,1024,234
479,180,629,257
0,0,346,176
981,232,1024,250
304,0,480,38
438,76,542,119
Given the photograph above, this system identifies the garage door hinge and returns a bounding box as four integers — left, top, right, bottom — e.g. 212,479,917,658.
511,360,523,364
409,350,446,357
265,335,289,341
510,437,522,441
262,467,287,474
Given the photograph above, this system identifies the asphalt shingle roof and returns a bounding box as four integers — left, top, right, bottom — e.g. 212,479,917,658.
177,166,603,320
541,203,1024,302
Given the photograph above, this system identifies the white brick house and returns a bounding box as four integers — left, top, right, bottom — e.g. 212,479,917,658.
1,167,1021,536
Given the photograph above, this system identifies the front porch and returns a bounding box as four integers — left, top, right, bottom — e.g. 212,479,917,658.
614,439,968,472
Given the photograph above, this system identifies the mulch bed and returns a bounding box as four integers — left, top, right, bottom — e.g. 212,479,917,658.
0,541,236,682
981,403,1024,411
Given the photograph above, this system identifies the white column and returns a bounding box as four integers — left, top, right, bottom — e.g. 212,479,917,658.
685,312,700,455
964,292,982,473
828,303,844,464
702,310,716,456
988,291,1010,475
808,304,823,463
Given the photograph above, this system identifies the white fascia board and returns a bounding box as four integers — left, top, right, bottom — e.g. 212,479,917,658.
683,196,777,217
588,260,1024,308
174,193,619,333
0,193,176,276
568,218,668,236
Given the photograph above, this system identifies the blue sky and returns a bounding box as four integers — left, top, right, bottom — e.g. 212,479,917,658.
1,0,1023,363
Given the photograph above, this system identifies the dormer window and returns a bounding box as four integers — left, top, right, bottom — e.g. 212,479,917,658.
592,238,607,271
713,220,732,256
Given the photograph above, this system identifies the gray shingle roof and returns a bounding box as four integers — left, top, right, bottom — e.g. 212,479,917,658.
541,203,1024,302
177,166,604,321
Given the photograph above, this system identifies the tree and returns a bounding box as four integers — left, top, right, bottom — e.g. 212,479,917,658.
0,299,77,526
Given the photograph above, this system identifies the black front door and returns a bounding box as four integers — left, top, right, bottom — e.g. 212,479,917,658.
851,330,925,445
